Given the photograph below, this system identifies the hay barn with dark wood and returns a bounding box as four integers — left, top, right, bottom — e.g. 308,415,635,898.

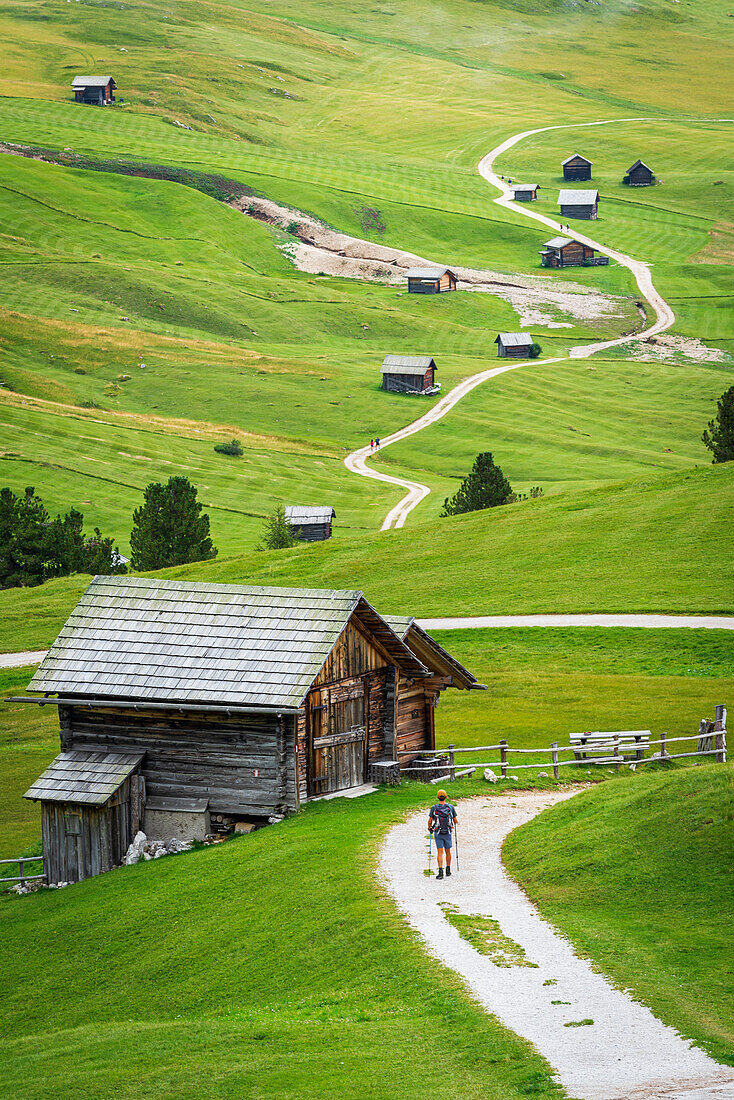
511,184,539,202
557,189,599,220
626,160,655,186
406,267,457,294
381,355,438,394
562,154,592,181
18,577,482,882
539,236,608,268
494,332,533,358
72,75,117,105
285,506,335,542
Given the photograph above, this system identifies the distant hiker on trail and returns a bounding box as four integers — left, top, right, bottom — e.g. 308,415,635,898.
375,436,380,449
370,438,374,450
428,790,458,880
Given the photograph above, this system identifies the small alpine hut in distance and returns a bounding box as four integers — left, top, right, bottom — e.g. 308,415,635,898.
539,236,608,268
511,183,539,202
562,154,592,181
495,332,533,358
285,505,335,542
381,355,438,395
72,75,117,105
17,577,483,883
625,160,655,187
557,189,599,220
406,267,457,294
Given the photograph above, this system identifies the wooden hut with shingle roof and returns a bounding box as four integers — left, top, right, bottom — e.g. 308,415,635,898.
285,505,335,542
16,577,482,881
71,75,117,105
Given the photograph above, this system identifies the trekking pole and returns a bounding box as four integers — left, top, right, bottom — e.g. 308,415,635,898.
426,830,433,877
453,824,459,874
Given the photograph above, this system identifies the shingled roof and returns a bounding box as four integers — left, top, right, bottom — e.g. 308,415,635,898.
28,576,428,709
558,189,599,205
285,506,335,525
71,76,114,88
381,355,436,375
383,616,484,690
24,749,143,805
561,153,592,166
494,332,533,347
406,267,453,280
544,236,574,249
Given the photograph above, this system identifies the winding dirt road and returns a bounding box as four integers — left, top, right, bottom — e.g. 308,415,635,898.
346,118,679,529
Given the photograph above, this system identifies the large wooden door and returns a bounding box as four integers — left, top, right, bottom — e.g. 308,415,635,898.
308,683,366,796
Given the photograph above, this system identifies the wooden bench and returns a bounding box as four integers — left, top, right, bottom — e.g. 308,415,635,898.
570,730,650,762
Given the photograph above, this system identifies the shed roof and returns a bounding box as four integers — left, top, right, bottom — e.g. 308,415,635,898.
406,267,453,280
494,332,533,346
381,355,436,375
71,75,114,88
512,184,538,191
383,616,485,690
558,189,599,205
628,159,653,172
561,153,592,166
544,236,575,248
285,506,335,525
24,749,143,805
27,576,427,709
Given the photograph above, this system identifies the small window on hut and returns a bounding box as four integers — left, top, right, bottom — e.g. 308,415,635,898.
64,810,82,835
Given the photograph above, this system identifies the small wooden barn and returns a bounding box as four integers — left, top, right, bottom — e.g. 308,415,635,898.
626,160,655,186
381,355,438,394
285,505,335,541
406,267,457,294
557,189,599,220
511,184,539,202
71,75,117,105
19,577,482,882
495,332,533,358
562,154,592,182
539,236,608,268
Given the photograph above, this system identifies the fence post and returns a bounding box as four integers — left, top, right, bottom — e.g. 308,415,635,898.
18,859,25,888
714,704,727,764
448,744,455,782
660,730,666,759
613,734,620,773
500,739,508,778
551,742,559,781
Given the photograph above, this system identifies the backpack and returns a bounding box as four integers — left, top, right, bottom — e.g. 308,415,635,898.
433,803,453,836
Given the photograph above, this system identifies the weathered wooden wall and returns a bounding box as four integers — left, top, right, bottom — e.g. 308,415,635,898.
382,368,434,393
563,159,591,181
559,202,598,220
292,521,332,542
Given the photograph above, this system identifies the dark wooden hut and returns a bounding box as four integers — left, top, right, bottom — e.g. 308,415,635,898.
557,189,599,220
494,332,533,358
406,267,457,294
285,506,335,542
511,184,539,202
381,355,438,394
19,577,482,882
71,75,117,105
561,154,592,181
539,236,608,268
625,160,655,187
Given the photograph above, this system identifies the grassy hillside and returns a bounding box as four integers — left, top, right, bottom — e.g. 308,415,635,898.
504,766,734,1065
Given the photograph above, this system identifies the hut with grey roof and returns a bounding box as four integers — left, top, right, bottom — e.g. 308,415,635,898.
15,576,482,882
511,184,539,202
562,154,592,181
406,267,457,294
381,355,438,394
557,189,599,220
539,236,608,268
625,160,655,187
494,332,534,358
285,505,335,542
71,75,117,105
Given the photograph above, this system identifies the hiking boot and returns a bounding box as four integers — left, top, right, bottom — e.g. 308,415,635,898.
445,866,451,877
436,868,444,879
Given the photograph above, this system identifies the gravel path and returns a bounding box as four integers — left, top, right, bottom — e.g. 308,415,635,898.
380,793,734,1100
0,650,49,668
418,614,734,631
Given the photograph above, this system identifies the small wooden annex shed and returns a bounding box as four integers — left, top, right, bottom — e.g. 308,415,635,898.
381,355,438,394
19,577,482,882
285,505,335,541
495,332,533,358
562,154,592,181
406,267,457,294
626,160,655,186
557,189,599,220
511,184,539,202
72,75,117,105
539,236,608,268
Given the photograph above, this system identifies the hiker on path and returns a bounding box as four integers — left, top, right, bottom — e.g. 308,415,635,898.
428,790,458,880
375,436,380,449
370,438,374,450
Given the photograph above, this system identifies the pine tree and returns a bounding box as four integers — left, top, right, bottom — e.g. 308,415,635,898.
441,453,513,516
260,505,297,550
130,476,217,570
702,385,734,464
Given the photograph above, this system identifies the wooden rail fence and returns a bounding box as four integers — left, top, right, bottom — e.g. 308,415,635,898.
0,856,45,887
398,705,727,783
